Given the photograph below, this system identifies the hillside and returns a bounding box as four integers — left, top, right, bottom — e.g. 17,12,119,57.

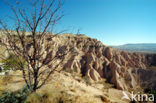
0,34,156,103
1,34,156,90
113,43,156,53
2,34,154,90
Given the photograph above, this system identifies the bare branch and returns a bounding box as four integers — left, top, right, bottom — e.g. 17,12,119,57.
0,0,65,92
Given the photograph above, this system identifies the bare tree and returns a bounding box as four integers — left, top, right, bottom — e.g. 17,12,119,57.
0,0,67,92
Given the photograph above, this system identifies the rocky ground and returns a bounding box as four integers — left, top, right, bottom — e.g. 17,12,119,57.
0,70,130,103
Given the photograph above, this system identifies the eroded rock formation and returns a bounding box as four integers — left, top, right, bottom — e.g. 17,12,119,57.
42,34,156,90
2,34,156,90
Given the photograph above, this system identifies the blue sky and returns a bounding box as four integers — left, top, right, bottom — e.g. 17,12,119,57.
0,0,156,45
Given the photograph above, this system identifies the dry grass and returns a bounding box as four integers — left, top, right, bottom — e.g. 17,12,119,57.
0,77,6,95
0,71,113,103
0,75,13,95
26,88,102,103
0,45,6,61
25,71,105,103
96,79,114,90
148,66,156,70
0,71,24,95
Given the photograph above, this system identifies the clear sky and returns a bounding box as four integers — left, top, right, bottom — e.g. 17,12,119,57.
0,0,156,45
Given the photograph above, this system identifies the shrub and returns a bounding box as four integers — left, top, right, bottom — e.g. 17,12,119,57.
83,76,91,85
73,68,78,72
144,88,156,102
148,89,156,101
64,68,73,73
26,89,100,103
0,86,30,103
25,92,53,103
1,54,25,71
148,66,156,70
65,68,78,73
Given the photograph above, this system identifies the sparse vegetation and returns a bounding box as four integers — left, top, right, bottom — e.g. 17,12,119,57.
1,54,25,71
73,68,78,73
83,76,92,85
0,86,30,103
144,88,156,101
0,0,66,92
103,82,115,89
65,68,79,74
25,89,100,103
0,77,7,95
96,79,115,91
148,66,156,70
0,0,155,103
1,75,13,83
0,75,14,96
148,89,156,101
65,68,74,73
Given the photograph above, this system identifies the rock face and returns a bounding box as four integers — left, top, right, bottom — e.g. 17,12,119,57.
42,34,156,90
2,34,156,90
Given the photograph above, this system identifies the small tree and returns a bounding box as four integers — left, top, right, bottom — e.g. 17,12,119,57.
0,0,67,92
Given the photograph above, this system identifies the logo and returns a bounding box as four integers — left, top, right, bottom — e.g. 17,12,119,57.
122,91,154,102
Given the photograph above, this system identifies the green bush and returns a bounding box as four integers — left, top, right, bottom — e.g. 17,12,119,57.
144,88,156,102
73,68,78,72
0,87,30,103
1,54,25,71
83,76,91,85
148,89,156,101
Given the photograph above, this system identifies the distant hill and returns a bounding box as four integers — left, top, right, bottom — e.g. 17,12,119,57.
113,43,156,53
